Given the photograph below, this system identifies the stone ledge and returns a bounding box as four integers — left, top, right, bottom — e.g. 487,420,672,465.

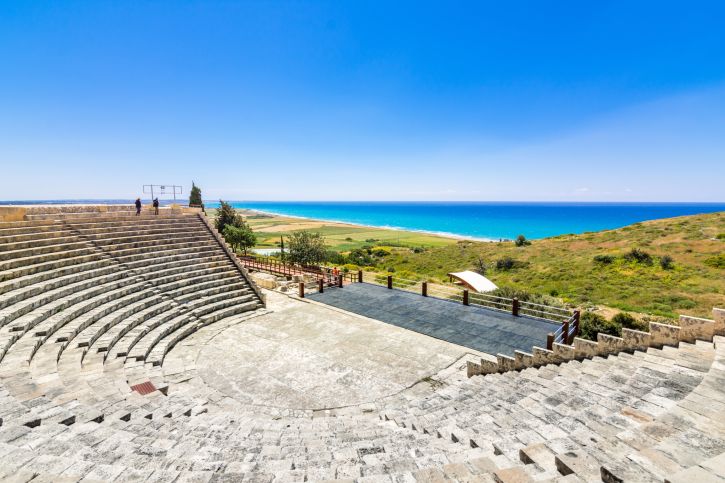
467,307,721,377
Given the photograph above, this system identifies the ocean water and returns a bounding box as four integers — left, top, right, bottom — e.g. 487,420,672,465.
220,201,725,240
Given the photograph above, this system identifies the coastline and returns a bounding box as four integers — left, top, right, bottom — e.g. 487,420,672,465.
237,207,501,243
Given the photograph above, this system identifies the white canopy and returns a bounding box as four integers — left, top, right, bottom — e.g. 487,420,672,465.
447,270,498,293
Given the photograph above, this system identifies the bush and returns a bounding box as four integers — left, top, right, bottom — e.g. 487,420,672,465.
593,254,615,264
716,233,725,240
623,248,653,265
325,250,346,265
659,255,674,270
412,247,425,253
515,235,531,247
495,257,527,271
344,237,353,241
579,312,621,340
347,248,374,266
372,247,392,257
611,312,648,332
704,254,725,269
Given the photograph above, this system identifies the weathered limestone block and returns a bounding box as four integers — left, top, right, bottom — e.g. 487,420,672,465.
552,342,576,362
678,315,715,343
480,354,498,373
466,361,482,378
622,328,651,351
251,272,277,290
532,346,557,366
712,308,725,336
573,337,599,358
597,333,626,356
0,207,27,222
497,354,516,373
514,350,534,370
649,322,681,347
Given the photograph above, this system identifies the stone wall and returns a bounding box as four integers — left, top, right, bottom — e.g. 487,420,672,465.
467,308,722,377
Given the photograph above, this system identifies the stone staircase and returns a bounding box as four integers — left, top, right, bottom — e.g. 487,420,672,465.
0,206,723,482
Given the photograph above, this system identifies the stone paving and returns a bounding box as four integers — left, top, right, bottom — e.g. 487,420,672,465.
194,291,483,410
308,283,560,356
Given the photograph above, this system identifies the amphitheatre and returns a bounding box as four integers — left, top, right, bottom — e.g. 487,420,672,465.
0,202,723,483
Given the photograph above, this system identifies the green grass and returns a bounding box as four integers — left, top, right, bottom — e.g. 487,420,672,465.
213,208,725,318
375,211,725,318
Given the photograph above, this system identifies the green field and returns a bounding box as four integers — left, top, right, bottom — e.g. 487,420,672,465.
212,208,725,319
239,211,457,251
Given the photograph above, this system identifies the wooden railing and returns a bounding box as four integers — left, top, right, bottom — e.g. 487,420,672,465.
363,274,577,340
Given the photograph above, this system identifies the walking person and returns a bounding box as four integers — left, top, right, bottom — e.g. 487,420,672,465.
134,197,141,216
153,197,159,215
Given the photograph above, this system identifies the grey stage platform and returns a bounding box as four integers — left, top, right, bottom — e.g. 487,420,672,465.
307,282,560,356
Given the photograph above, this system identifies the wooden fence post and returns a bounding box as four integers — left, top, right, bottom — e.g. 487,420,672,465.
547,333,554,350
358,270,363,283
512,298,519,316
318,278,324,293
573,310,581,337
337,274,343,288
422,281,428,297
463,289,469,306
562,320,570,344
387,275,393,289
298,282,305,298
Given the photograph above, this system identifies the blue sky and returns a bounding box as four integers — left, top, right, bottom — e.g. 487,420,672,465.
1,1,724,201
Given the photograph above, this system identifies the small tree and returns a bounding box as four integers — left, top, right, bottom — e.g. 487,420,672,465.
279,236,285,261
579,312,621,341
514,235,531,247
223,222,256,255
659,255,674,270
215,200,243,233
189,181,203,207
286,231,327,266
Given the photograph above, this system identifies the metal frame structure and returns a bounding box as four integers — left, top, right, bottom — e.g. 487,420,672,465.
142,184,183,202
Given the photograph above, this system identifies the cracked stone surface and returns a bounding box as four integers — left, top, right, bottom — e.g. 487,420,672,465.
195,291,482,410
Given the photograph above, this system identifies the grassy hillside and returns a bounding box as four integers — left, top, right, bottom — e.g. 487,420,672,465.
378,212,725,318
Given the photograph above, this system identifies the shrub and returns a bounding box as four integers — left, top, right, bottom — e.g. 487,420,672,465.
372,247,392,257
593,254,615,264
704,254,725,269
412,247,425,254
716,233,725,240
514,235,531,247
344,237,353,241
365,238,379,243
347,248,374,266
611,312,648,332
579,312,621,341
325,250,346,265
495,257,527,271
659,255,674,270
623,248,653,265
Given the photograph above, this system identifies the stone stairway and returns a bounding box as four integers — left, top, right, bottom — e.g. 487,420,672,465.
0,205,723,482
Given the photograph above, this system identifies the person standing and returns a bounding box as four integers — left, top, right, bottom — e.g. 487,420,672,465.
153,198,159,215
135,198,142,216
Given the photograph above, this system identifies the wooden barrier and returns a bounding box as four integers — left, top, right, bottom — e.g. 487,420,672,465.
463,289,469,306
298,282,305,298
387,275,393,289
422,281,427,297
512,298,519,316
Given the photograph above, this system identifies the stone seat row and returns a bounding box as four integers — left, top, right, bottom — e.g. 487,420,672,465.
379,333,725,482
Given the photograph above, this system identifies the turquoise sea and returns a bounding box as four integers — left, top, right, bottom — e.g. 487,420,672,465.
3,200,723,241
221,201,725,240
